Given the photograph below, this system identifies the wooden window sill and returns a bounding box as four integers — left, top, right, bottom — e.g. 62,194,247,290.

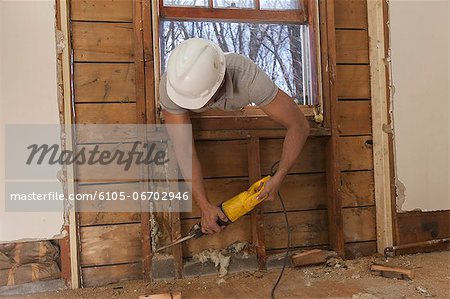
193,127,331,140
189,105,316,119
189,105,330,140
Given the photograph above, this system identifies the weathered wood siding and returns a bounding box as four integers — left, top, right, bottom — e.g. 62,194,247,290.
70,0,142,287
335,0,377,257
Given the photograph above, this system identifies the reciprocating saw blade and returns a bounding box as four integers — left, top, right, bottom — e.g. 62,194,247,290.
154,176,270,252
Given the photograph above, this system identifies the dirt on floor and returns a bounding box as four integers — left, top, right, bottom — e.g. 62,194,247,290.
9,251,450,299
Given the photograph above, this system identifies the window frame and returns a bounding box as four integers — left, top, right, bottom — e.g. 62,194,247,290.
160,1,307,24
154,0,322,121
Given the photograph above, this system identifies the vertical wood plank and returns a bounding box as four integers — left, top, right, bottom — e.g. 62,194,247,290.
59,225,72,284
134,0,146,125
168,142,183,278
383,0,399,248
58,0,80,288
56,0,71,286
307,0,320,104
134,0,152,281
324,0,345,256
319,0,331,127
171,207,183,278
367,0,393,253
248,137,266,270
143,0,156,124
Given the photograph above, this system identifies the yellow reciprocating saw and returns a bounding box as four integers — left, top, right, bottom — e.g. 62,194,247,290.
155,176,271,252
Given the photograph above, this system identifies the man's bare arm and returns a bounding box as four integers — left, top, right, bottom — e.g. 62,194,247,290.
163,111,227,234
258,89,310,200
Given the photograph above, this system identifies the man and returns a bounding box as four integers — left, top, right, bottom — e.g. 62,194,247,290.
160,38,310,235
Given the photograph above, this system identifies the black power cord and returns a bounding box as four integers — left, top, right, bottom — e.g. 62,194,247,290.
269,161,291,299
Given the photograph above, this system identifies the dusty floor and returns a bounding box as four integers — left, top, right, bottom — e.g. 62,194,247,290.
10,251,450,299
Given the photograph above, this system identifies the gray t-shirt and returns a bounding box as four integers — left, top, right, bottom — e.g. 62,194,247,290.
159,53,279,114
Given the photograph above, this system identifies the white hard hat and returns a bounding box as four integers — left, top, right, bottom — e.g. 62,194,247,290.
166,38,226,110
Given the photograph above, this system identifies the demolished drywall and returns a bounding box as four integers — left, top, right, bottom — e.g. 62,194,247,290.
390,0,450,211
0,0,64,242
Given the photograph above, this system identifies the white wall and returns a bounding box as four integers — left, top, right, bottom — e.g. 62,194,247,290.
390,0,450,211
0,0,64,241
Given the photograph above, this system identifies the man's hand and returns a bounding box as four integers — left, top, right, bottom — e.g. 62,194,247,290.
256,175,282,202
200,203,228,234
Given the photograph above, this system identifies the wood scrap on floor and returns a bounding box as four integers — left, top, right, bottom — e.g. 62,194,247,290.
138,292,181,299
291,249,337,267
370,264,414,280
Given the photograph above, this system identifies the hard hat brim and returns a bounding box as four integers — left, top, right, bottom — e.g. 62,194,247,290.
167,84,214,110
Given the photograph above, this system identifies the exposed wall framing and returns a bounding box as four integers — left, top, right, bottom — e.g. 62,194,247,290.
66,0,379,287
321,0,344,256
70,0,144,287
333,0,377,258
133,0,152,282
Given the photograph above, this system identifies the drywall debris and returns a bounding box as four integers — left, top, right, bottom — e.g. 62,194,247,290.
188,241,254,277
252,271,264,279
150,214,161,252
305,280,312,287
395,179,407,211
326,257,347,269
351,293,379,299
416,286,434,298
226,241,252,258
55,30,65,54
56,169,65,184
216,278,226,285
227,241,246,253
193,249,231,277
382,123,393,134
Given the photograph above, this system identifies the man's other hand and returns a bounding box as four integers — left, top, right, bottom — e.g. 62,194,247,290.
200,203,228,234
